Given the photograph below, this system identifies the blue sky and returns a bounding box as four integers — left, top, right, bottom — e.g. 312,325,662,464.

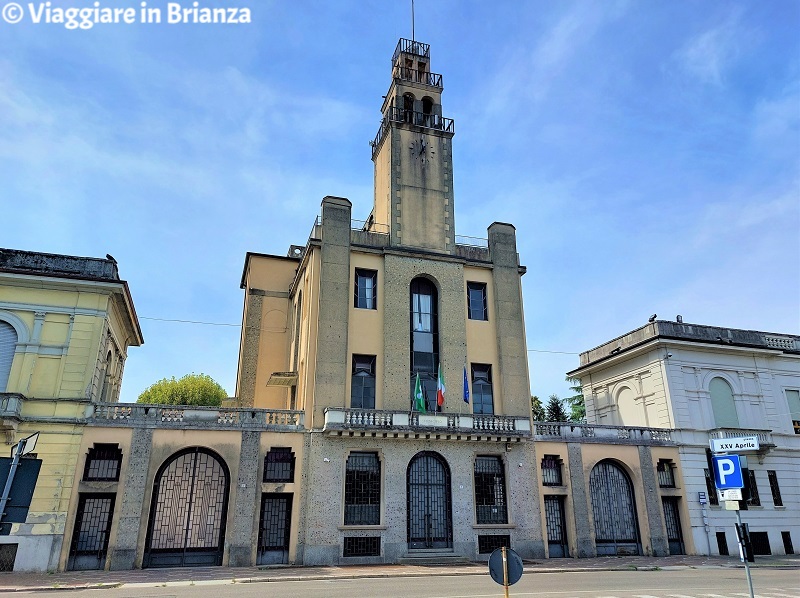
1,1,798,404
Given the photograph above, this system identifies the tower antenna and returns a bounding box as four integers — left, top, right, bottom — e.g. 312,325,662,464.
411,0,415,43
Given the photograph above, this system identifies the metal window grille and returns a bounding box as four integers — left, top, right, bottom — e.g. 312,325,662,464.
716,531,729,555
478,535,510,554
342,536,380,557
656,460,676,488
0,544,17,572
264,448,295,483
467,282,488,321
354,269,378,309
474,456,508,525
344,452,380,525
782,531,794,555
541,455,563,486
704,469,719,506
750,531,771,555
83,444,122,481
767,470,783,506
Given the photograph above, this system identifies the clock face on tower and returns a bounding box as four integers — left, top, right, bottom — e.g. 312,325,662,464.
410,137,434,165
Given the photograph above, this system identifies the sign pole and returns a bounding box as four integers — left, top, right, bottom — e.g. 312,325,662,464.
0,441,24,523
735,509,755,598
501,545,509,598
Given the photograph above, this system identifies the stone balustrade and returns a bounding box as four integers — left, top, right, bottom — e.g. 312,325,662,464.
533,421,675,445
324,408,531,440
708,427,773,446
89,403,305,430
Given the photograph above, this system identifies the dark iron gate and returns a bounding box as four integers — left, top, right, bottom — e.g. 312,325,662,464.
143,447,229,568
544,496,569,557
257,493,292,565
589,460,641,555
662,497,685,555
67,493,115,570
407,451,452,549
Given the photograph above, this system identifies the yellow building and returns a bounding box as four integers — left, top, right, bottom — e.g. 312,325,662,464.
0,249,142,571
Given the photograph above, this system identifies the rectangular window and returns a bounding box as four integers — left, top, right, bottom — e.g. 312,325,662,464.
768,470,782,507
467,282,488,321
541,455,563,486
83,444,123,481
354,269,377,309
351,355,376,409
657,459,676,488
478,535,510,554
785,389,800,434
782,531,794,555
750,531,771,555
704,469,719,506
474,456,508,524
716,531,729,555
739,468,760,509
344,452,380,525
472,364,494,415
264,448,295,483
343,536,380,557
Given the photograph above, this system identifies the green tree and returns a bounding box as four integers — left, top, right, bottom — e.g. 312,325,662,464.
531,395,545,421
137,373,227,407
565,375,585,422
545,394,569,422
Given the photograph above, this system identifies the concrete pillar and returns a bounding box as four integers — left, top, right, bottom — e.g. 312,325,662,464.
638,445,669,556
237,291,264,406
109,427,152,570
567,442,596,558
227,431,261,566
487,223,530,417
311,196,352,427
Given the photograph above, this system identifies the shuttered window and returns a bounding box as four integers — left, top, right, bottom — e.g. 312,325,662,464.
0,322,17,392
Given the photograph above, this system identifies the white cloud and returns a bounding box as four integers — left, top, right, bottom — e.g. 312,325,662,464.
675,9,746,86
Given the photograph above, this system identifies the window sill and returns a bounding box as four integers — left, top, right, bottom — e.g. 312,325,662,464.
773,505,786,510
473,523,516,530
338,525,387,531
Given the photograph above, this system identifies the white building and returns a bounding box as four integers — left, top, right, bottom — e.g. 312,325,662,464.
569,320,800,557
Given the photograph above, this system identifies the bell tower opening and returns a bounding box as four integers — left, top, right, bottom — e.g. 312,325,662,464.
370,38,455,253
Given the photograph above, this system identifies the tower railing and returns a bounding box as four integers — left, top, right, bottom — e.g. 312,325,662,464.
393,66,443,88
392,38,430,63
371,109,455,159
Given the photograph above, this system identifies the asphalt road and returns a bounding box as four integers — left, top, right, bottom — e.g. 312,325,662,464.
18,569,800,598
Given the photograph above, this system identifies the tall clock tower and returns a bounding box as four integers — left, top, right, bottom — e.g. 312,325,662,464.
370,39,456,252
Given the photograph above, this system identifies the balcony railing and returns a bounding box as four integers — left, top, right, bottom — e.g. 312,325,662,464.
90,403,304,430
324,408,531,439
533,421,675,444
392,38,430,63
393,66,442,87
0,393,23,420
708,427,774,446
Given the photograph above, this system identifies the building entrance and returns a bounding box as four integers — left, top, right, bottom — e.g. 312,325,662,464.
407,451,453,549
143,447,229,568
589,460,641,555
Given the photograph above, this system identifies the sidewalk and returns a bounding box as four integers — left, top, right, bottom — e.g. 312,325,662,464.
1,554,798,592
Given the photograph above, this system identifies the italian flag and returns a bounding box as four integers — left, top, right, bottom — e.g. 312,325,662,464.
437,364,446,407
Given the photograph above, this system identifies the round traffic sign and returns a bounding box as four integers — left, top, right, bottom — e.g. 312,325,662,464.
488,547,523,586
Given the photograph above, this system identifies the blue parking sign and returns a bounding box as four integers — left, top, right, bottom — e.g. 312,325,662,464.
712,455,744,490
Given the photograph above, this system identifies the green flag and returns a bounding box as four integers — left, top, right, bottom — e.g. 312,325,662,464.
413,373,426,412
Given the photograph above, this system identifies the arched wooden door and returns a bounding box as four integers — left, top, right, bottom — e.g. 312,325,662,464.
143,447,229,568
589,460,641,555
407,451,452,549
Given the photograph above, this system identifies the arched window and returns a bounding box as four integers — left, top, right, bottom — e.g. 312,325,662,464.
709,377,739,428
0,321,17,392
402,93,415,123
410,278,439,411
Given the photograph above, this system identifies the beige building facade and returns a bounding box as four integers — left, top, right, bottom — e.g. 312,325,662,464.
2,39,697,572
0,249,143,571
